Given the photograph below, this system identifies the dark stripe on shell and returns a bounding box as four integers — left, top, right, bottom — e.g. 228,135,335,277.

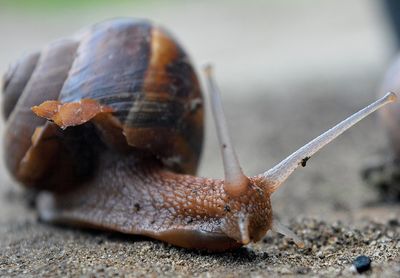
59,18,152,125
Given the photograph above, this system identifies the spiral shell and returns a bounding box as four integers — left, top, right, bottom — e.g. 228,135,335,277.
2,19,203,189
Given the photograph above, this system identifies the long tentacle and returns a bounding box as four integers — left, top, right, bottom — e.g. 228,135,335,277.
261,92,397,193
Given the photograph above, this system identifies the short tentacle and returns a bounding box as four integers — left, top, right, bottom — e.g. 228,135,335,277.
271,219,304,248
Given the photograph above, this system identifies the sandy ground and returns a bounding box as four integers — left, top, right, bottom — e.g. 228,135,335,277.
0,0,400,277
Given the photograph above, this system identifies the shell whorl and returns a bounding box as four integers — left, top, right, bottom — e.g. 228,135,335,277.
2,51,40,119
2,18,204,189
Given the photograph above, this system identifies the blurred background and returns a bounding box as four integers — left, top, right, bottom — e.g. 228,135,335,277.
0,0,398,222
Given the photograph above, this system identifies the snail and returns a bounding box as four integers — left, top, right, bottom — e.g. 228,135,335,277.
2,18,396,251
362,55,400,200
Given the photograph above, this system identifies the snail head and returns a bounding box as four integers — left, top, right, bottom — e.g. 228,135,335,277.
204,64,397,246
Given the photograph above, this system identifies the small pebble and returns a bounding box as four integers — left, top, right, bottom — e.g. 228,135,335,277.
388,218,399,227
352,255,371,274
295,266,310,274
316,251,325,259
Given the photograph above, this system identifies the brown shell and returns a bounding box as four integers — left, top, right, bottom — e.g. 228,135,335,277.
2,19,204,189
2,51,40,119
59,19,203,174
3,39,80,188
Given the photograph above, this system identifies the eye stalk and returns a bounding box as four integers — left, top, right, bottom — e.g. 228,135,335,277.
260,92,397,193
204,65,249,197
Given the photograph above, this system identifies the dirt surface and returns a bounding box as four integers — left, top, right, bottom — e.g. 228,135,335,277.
1,0,400,277
1,215,399,277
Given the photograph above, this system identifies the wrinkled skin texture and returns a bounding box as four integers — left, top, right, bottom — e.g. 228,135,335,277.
38,149,273,251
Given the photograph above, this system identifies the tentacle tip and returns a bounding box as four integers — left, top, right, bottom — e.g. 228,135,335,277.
387,92,398,103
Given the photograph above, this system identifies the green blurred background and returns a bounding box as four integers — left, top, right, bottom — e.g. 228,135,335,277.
0,0,145,10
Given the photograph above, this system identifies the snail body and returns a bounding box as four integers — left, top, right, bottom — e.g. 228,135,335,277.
2,18,395,251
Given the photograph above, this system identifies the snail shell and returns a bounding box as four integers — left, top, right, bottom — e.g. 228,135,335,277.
3,19,203,190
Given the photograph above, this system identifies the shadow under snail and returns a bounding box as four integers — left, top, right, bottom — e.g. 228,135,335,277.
1,18,397,251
